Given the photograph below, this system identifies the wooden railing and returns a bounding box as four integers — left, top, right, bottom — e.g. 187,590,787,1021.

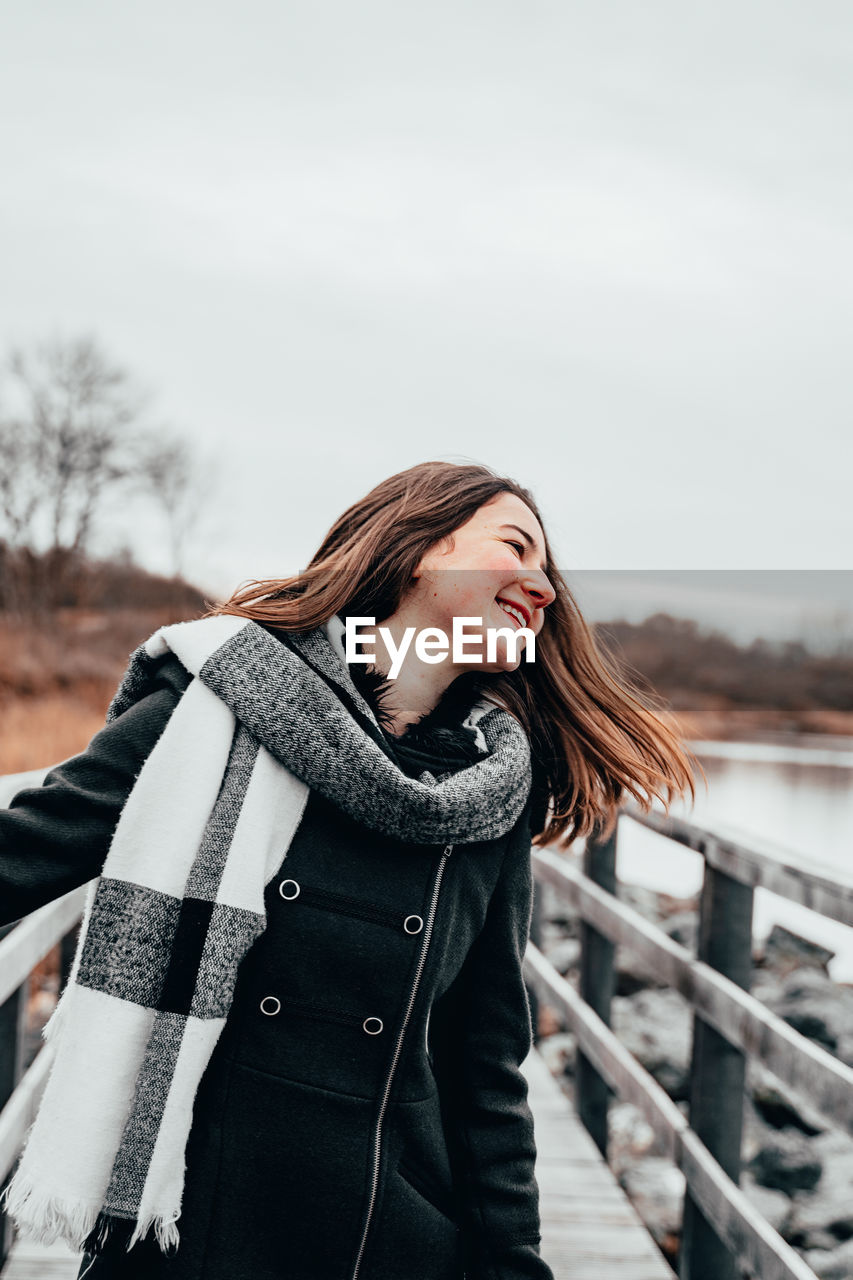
0,767,87,1269
2,770,850,1280
524,804,853,1280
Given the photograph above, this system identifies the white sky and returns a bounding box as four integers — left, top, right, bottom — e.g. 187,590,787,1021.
2,0,852,609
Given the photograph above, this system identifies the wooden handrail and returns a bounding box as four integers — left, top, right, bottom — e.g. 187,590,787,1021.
0,889,88,1008
0,769,50,809
533,849,853,1134
529,801,853,1280
0,768,84,1268
0,1043,55,1186
624,803,853,925
524,943,818,1280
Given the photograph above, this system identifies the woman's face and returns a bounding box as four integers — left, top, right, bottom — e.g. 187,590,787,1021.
404,492,556,674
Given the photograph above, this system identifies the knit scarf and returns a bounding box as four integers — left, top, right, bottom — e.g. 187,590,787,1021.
3,614,532,1258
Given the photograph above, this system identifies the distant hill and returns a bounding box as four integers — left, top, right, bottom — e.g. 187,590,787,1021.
0,543,208,613
3,574,853,774
597,613,853,738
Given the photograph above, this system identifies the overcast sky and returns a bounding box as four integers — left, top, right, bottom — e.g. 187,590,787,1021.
2,1,852,624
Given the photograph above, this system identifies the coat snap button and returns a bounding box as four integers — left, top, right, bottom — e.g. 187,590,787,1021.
279,879,300,900
260,996,281,1016
404,914,424,935
363,1017,384,1035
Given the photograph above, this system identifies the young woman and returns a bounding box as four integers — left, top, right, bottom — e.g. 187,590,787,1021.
0,460,694,1280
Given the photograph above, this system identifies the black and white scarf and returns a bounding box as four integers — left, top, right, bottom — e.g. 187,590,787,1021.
4,614,532,1257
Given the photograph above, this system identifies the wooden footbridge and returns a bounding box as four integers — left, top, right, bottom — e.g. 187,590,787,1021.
0,1045,672,1280
2,770,852,1279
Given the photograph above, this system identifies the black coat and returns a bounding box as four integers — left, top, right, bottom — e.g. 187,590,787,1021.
1,652,554,1280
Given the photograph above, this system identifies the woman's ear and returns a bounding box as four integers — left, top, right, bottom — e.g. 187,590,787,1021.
415,534,454,578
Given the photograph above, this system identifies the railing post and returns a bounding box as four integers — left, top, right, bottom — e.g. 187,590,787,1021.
680,840,754,1280
576,822,618,1157
527,879,544,1042
0,923,27,1268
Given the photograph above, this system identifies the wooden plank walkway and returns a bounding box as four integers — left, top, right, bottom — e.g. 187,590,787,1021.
524,1048,673,1279
2,1237,80,1280
2,1050,671,1279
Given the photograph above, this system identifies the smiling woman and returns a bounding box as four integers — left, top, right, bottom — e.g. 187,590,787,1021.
215,460,695,841
1,459,695,1280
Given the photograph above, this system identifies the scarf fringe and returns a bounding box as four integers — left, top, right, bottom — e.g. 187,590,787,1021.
0,1176,101,1251
126,1209,181,1253
0,1176,180,1257
82,1207,181,1256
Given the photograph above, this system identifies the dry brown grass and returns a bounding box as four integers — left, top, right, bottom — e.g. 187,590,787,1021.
0,608,197,697
0,606,205,772
0,693,110,772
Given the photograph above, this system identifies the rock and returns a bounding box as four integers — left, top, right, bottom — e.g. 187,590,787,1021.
741,1092,778,1166
540,920,573,949
760,925,835,976
548,913,580,939
748,1129,823,1195
777,967,838,1003
747,1061,826,1137
615,945,667,996
740,1173,792,1234
538,1032,577,1078
619,1158,685,1247
539,879,580,937
616,883,664,924
803,1239,853,1279
657,892,699,919
836,1035,853,1071
608,1102,657,1178
546,938,581,976
662,910,698,954
813,1128,853,1162
750,969,788,1007
786,1130,853,1249
611,989,692,1101
766,968,853,1055
804,1232,849,1255
613,891,699,991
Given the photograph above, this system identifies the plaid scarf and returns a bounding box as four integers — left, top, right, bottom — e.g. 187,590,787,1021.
4,614,532,1258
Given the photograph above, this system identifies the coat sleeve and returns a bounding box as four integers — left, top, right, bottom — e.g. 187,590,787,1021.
0,657,190,927
432,806,555,1280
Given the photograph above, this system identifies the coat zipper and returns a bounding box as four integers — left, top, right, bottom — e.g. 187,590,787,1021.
349,843,453,1280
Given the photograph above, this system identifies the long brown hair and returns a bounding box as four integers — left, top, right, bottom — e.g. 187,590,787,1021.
207,460,696,847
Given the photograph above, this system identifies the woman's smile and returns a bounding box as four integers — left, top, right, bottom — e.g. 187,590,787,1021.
495,597,530,630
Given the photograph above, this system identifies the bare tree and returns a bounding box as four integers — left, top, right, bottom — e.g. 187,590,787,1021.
136,431,218,578
0,333,202,613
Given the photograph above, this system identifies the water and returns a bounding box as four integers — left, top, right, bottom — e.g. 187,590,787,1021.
614,737,853,981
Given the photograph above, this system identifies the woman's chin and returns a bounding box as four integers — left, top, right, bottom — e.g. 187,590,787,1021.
480,646,525,675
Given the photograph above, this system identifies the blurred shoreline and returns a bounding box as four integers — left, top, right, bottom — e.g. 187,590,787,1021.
673,707,853,744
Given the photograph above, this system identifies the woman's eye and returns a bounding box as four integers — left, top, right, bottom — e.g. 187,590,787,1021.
505,540,525,555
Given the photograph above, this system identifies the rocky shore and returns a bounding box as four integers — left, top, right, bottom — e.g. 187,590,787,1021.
534,875,853,1278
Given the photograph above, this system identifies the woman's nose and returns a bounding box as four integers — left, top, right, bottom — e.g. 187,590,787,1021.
524,573,556,610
